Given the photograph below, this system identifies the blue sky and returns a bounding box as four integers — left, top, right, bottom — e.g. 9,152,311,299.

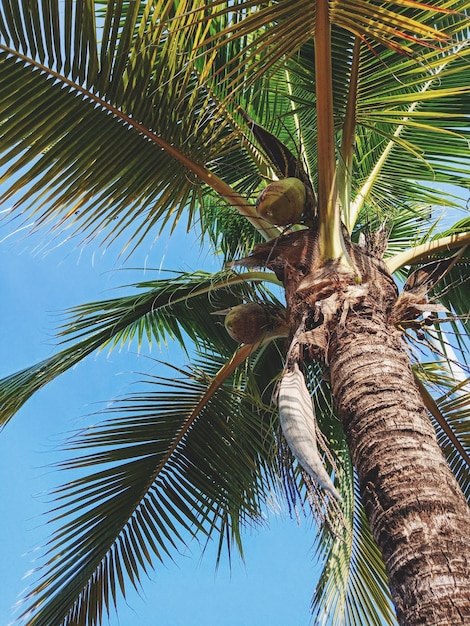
0,219,325,626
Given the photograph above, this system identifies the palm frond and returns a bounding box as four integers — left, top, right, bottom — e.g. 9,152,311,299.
349,35,470,228
197,0,460,101
309,371,396,625
1,1,468,248
194,339,393,626
313,472,397,626
200,201,267,263
415,364,470,500
0,2,275,246
214,3,470,233
276,365,396,624
431,382,470,501
427,254,470,361
19,354,280,625
57,270,276,353
387,231,470,274
0,269,279,428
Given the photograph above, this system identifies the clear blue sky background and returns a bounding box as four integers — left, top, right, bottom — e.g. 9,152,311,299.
0,216,324,626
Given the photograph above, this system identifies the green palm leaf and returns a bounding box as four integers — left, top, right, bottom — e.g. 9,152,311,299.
0,1,274,246
20,356,280,625
415,364,470,500
2,1,468,247
348,35,470,227
433,383,470,500
313,473,397,626
302,368,396,625
1,1,470,625
0,269,279,427
215,11,470,232
197,0,455,98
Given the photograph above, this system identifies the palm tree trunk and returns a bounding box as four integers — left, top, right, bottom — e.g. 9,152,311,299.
243,228,470,623
328,298,470,625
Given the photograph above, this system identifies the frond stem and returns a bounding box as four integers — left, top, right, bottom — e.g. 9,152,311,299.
315,0,343,261
339,37,361,230
387,232,470,273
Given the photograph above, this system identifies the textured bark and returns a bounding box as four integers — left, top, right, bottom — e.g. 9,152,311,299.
327,282,470,625
237,228,470,623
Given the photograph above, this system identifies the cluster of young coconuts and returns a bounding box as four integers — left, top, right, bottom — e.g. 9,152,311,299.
224,176,305,344
220,177,342,503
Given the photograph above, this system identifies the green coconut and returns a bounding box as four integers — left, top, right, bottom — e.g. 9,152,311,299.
224,302,289,344
256,177,306,226
224,303,270,344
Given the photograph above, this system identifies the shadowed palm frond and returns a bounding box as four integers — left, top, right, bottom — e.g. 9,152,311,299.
0,269,280,428
415,363,470,501
417,257,470,365
431,382,470,501
200,201,267,263
19,355,281,625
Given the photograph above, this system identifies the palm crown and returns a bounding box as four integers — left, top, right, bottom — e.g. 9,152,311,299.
0,1,469,624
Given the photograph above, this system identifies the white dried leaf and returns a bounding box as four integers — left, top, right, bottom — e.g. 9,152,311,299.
278,363,342,502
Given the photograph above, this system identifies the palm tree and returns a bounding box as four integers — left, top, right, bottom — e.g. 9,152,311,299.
0,1,469,624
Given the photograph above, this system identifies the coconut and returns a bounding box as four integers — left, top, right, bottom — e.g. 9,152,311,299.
224,303,270,344
256,177,306,226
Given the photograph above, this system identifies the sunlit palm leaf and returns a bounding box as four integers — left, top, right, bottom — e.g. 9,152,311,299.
227,14,470,232
0,2,271,246
0,51,204,247
197,0,457,99
349,37,470,227
1,0,468,247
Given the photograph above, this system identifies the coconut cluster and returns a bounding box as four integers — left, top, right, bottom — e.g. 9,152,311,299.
256,177,306,226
